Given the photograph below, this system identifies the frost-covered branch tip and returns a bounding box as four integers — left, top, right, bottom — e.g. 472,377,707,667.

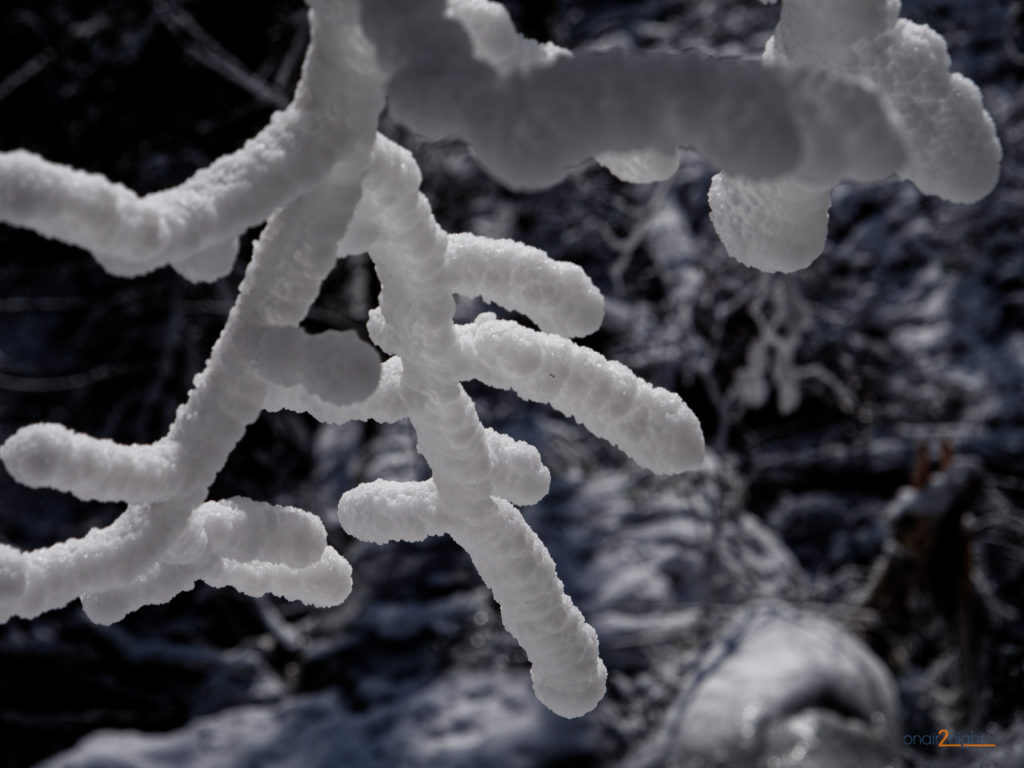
710,0,1001,272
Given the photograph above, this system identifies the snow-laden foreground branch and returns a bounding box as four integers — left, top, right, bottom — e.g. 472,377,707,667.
0,0,999,717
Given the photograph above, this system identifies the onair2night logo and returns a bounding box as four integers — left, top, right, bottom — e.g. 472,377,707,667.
904,729,997,749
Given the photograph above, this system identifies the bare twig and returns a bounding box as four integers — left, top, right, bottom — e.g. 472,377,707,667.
0,364,137,393
152,1,290,108
0,49,56,104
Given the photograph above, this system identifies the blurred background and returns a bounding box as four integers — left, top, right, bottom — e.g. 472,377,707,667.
0,1,1022,765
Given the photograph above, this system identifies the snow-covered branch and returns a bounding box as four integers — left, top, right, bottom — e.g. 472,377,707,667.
710,0,1001,271
0,0,1000,720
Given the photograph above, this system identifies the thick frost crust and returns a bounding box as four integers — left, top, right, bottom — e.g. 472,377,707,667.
710,0,1001,272
454,317,704,475
446,234,603,338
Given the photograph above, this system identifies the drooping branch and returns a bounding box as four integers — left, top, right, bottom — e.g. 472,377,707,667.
328,132,708,716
